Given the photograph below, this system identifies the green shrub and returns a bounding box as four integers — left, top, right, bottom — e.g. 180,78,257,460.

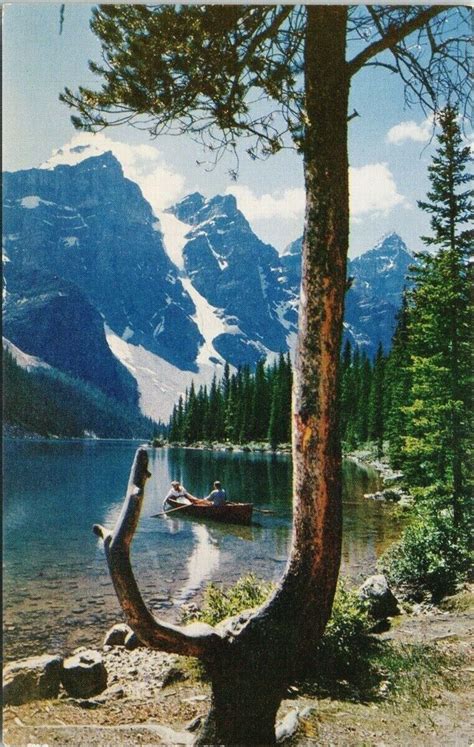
380,506,471,600
186,576,372,684
182,573,274,626
311,582,373,680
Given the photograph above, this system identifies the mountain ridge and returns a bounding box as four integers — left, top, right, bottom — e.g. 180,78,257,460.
3,149,414,420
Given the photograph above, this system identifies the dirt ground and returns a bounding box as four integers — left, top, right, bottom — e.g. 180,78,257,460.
3,592,473,746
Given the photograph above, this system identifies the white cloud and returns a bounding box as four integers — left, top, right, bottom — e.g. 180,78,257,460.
225,185,305,222
349,163,408,217
225,165,407,247
386,118,433,145
42,132,186,214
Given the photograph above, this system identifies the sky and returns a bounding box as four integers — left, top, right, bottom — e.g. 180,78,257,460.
2,4,468,257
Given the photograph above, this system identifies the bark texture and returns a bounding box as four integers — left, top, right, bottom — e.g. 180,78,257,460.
196,8,351,742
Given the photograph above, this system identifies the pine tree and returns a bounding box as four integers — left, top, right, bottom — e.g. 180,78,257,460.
343,346,360,449
339,340,353,443
250,359,269,441
384,296,412,468
403,106,472,523
368,343,385,458
225,373,239,443
238,366,254,443
183,382,200,445
355,353,372,445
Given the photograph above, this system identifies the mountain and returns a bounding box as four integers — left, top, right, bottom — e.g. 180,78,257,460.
3,148,413,422
345,232,415,353
281,232,414,355
162,192,297,367
3,152,203,371
280,237,303,295
3,262,138,404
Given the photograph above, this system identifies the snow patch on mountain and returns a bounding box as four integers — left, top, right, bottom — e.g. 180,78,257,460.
181,278,240,367
157,211,190,271
20,195,54,209
105,326,225,420
41,143,109,170
62,236,79,248
3,337,52,372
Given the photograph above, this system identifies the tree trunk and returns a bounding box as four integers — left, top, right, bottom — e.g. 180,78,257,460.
195,7,351,744
195,659,284,745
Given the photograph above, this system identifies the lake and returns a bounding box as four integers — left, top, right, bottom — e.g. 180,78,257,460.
3,439,405,661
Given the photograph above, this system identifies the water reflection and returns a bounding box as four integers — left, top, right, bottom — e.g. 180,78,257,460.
3,440,406,661
172,523,220,604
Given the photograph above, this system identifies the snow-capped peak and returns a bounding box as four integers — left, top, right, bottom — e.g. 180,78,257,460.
40,143,114,170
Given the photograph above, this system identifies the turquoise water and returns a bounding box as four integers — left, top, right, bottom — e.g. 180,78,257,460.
3,440,404,661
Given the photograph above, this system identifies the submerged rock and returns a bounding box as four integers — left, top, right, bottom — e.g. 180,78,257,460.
364,487,410,503
61,649,107,698
3,653,62,705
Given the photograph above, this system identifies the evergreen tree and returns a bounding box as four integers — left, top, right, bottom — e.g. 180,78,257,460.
368,343,385,458
249,359,268,441
238,366,254,443
267,378,282,451
403,106,472,523
343,347,360,449
354,353,372,445
207,375,224,442
339,340,353,443
225,373,239,443
169,404,179,442
183,382,199,445
384,296,412,468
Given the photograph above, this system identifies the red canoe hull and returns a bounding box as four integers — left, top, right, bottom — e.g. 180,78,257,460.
166,499,253,525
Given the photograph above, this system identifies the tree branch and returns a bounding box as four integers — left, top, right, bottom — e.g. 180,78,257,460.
93,446,222,657
348,6,447,77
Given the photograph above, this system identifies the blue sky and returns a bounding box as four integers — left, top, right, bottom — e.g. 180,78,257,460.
2,4,463,257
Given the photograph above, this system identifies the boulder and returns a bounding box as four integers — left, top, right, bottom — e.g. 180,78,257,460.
161,665,188,688
124,631,142,650
103,623,132,648
276,710,300,743
381,488,404,502
3,654,62,705
60,649,107,698
358,574,400,620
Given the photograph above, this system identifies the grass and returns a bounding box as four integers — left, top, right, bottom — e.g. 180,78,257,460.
181,573,274,626
181,574,465,713
372,642,460,710
439,586,474,613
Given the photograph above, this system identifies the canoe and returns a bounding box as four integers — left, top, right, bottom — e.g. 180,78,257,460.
165,498,253,525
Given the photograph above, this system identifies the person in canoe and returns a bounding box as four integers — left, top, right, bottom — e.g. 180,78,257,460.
192,481,227,507
163,480,195,510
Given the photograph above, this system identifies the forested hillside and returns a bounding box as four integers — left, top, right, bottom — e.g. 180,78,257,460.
168,355,292,449
167,347,392,452
3,348,156,439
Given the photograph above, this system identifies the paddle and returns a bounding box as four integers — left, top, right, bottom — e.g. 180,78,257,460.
150,504,193,518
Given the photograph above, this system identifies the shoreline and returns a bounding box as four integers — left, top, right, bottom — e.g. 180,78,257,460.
3,585,473,746
4,425,403,486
